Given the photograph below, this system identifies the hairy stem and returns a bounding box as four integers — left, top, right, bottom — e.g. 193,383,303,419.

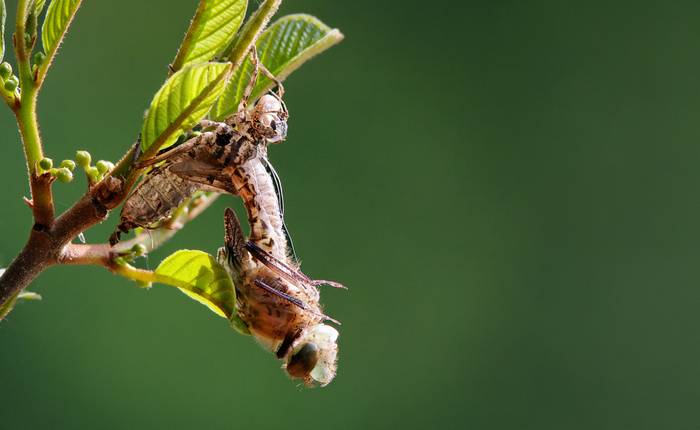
12,0,56,226
14,84,43,172
169,0,207,74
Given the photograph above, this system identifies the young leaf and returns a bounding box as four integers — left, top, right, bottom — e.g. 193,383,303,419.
42,0,82,57
0,0,5,62
211,14,343,121
155,250,236,319
171,0,248,73
34,0,47,16
141,62,232,152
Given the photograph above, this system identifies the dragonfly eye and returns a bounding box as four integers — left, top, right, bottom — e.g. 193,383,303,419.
286,342,320,379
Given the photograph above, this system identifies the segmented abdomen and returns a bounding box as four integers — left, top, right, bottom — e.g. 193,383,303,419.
232,159,288,262
118,167,200,232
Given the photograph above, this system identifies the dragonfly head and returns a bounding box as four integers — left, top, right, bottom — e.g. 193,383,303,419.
253,94,288,144
285,324,339,386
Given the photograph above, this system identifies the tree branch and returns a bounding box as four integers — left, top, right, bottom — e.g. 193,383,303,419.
0,181,111,305
57,192,220,269
26,172,55,227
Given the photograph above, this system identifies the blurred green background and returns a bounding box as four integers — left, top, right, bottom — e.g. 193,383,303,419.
2,0,700,428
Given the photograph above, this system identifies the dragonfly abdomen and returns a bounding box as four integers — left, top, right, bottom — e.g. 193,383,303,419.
232,159,288,262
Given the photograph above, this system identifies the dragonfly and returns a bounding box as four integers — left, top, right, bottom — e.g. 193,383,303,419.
219,206,343,387
152,84,345,384
111,47,345,385
110,47,289,245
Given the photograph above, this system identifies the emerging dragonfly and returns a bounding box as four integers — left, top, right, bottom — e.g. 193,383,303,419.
220,202,343,386
110,47,289,245
111,47,344,385
167,84,344,384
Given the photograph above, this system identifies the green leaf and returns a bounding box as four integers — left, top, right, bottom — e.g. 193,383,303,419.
219,0,280,66
171,0,247,73
141,62,232,152
34,0,47,16
0,0,5,62
155,250,236,319
211,14,343,121
41,0,82,57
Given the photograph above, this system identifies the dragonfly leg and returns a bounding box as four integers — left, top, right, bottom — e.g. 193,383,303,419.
238,46,262,114
257,55,285,99
200,119,234,134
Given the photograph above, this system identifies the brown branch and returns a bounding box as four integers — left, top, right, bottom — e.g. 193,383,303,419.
0,229,54,305
28,172,56,227
59,243,111,266
57,192,220,267
0,171,124,306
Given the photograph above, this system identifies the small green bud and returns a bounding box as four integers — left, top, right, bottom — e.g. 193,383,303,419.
0,63,11,80
38,158,53,171
86,166,100,183
60,160,76,171
33,52,46,67
96,160,114,174
75,151,91,168
131,243,147,256
4,77,18,92
56,168,73,183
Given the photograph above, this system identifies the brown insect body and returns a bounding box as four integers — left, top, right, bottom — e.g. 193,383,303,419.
110,93,285,245
220,206,340,387
113,49,342,385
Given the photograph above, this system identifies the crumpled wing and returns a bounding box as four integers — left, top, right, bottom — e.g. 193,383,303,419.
169,159,237,194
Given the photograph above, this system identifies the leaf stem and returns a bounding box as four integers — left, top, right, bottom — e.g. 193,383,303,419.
15,84,44,172
222,0,280,68
35,0,84,87
12,0,53,225
169,0,207,74
111,263,160,286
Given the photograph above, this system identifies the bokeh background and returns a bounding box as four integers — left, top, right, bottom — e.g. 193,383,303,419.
2,0,700,428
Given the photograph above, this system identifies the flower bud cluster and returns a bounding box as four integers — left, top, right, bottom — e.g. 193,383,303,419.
75,150,115,184
37,157,76,183
0,62,19,93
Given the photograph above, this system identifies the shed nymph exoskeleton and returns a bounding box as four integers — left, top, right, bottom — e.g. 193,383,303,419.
110,46,289,245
